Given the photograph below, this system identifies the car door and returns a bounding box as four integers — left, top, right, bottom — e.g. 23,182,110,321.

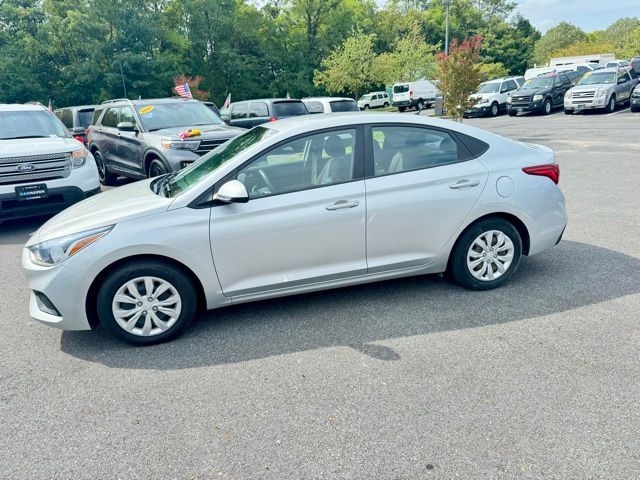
98,107,121,165
209,126,366,296
617,71,632,100
554,75,568,107
364,124,488,272
112,106,145,174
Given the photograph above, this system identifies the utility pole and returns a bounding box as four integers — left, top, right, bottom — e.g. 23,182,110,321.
444,0,450,55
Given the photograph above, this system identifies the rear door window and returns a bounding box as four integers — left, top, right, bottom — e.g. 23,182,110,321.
59,109,73,128
101,107,119,128
249,102,269,118
305,101,325,114
273,101,308,116
393,84,409,94
231,103,249,120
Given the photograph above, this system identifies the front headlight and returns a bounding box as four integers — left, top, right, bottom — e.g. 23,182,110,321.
533,94,543,102
27,225,113,266
564,90,572,99
595,89,608,98
71,148,88,169
160,139,200,151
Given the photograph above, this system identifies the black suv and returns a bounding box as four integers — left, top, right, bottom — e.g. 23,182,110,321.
54,105,97,145
87,98,243,185
508,72,577,116
221,99,309,128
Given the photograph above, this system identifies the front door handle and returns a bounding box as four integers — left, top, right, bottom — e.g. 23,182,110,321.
325,200,359,211
449,179,480,190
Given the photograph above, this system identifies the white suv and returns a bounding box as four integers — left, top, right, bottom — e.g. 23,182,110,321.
357,92,390,110
464,76,524,117
0,104,100,222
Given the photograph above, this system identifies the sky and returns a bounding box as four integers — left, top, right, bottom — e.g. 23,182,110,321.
514,0,640,33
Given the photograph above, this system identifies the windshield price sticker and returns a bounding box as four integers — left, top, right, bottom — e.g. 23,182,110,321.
139,105,154,115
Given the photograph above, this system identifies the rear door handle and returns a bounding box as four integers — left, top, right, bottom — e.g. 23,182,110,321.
325,200,359,211
449,179,480,190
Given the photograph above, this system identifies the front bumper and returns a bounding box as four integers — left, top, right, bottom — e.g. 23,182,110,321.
508,100,544,113
464,105,492,117
564,97,608,110
22,248,93,330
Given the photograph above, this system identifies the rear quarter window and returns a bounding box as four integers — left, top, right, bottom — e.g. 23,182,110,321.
330,100,359,112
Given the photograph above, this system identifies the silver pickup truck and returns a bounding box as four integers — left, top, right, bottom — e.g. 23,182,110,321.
564,67,638,114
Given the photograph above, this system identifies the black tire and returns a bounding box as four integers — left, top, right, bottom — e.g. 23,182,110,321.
383,102,389,108
448,218,523,291
542,98,552,115
93,150,118,186
508,109,517,117
97,260,198,345
416,99,424,111
148,158,168,178
606,95,616,113
564,109,574,115
489,102,499,117
363,104,370,110
399,106,407,112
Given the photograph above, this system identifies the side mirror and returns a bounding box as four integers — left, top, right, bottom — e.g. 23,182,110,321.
213,180,249,204
71,126,85,134
117,121,136,132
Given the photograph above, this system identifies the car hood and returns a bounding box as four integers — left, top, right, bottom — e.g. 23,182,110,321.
0,137,82,158
28,179,173,244
148,124,244,139
570,84,611,92
469,93,496,103
514,87,549,95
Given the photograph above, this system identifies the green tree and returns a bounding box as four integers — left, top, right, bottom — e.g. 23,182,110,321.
435,35,483,121
478,62,508,81
314,31,377,98
533,22,586,65
372,26,437,85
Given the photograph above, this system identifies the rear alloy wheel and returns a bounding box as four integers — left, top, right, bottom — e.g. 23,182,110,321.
363,104,370,110
449,218,522,290
94,150,118,186
97,261,197,345
606,96,616,113
148,158,168,178
490,102,499,117
383,102,389,108
543,98,552,115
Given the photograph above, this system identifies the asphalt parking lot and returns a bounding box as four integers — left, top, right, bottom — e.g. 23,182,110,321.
1,106,639,479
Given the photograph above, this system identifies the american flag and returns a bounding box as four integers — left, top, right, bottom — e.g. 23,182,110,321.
175,83,193,99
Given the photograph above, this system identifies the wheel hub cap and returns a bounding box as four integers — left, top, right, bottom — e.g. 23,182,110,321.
467,230,515,281
112,276,182,336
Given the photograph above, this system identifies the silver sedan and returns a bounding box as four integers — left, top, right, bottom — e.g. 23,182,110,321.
23,113,567,344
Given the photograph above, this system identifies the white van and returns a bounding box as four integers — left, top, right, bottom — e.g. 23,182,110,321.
392,80,438,112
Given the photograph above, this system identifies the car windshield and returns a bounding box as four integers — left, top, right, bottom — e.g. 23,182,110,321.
0,110,69,140
578,72,616,85
393,84,409,93
330,100,359,112
477,82,500,93
136,102,224,131
360,95,372,100
523,77,554,89
164,127,277,197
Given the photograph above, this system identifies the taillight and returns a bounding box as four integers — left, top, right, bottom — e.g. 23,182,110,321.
409,90,413,99
73,135,84,143
85,128,90,136
523,163,559,184
268,116,278,122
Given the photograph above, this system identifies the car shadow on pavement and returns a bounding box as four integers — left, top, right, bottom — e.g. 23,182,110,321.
60,240,640,370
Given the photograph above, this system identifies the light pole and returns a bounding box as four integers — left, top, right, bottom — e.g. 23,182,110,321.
114,48,128,98
444,0,451,55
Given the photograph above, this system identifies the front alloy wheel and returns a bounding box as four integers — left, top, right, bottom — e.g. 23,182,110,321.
490,102,499,117
606,96,616,113
543,99,552,115
97,261,197,344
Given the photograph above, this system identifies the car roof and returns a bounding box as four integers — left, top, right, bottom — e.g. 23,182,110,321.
0,103,48,112
101,98,202,106
597,67,621,73
302,97,355,102
232,98,304,104
55,105,97,111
